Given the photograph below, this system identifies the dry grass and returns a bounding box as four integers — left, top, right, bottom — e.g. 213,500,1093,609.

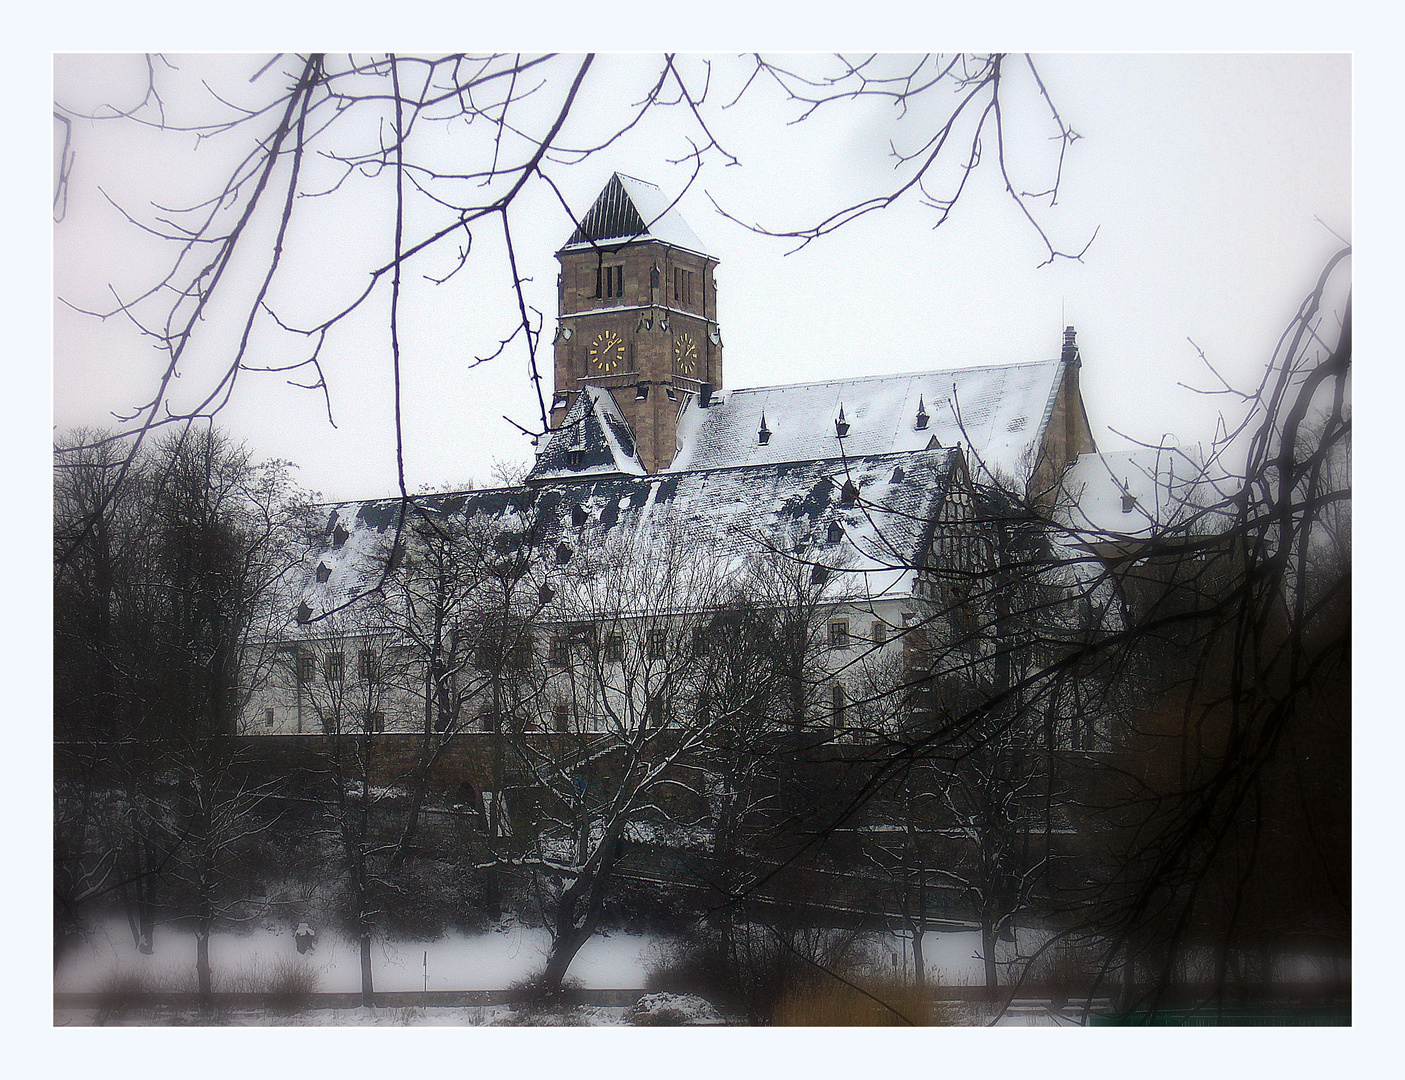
771,976,953,1027
219,957,320,1013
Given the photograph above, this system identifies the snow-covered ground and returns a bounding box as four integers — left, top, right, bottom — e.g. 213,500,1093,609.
56,915,1012,996
55,916,662,994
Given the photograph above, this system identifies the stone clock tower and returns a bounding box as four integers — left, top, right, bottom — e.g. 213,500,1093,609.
549,173,722,473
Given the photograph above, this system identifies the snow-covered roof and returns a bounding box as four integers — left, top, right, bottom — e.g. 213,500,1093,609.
292,447,962,626
561,173,711,258
670,360,1065,484
1057,445,1235,541
526,385,647,484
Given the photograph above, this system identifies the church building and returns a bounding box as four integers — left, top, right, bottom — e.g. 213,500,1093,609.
243,174,1116,738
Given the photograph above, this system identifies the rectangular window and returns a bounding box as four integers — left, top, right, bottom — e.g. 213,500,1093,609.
598,264,624,299
648,629,668,660
871,621,887,646
673,267,693,306
569,621,597,649
358,649,379,682
553,705,571,733
647,692,667,725
605,634,624,662
324,652,344,682
297,654,315,685
829,619,850,648
549,636,570,667
366,710,385,734
265,708,275,727
831,682,847,728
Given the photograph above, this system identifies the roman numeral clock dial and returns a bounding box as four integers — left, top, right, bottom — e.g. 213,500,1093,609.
588,329,625,374
674,331,697,376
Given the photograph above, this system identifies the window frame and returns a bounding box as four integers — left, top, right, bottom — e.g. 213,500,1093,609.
598,263,624,300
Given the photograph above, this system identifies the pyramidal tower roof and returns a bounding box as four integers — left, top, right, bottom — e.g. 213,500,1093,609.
562,173,711,257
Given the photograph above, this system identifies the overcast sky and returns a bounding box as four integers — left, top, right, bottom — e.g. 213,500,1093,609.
53,52,1350,502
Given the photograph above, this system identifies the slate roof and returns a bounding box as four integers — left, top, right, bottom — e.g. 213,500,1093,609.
670,360,1066,484
526,385,647,483
1058,445,1234,541
294,447,961,626
562,173,711,257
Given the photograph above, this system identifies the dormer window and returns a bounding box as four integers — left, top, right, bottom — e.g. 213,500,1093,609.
835,405,850,439
827,521,843,544
332,524,349,548
572,504,588,528
841,480,859,506
635,384,649,401
1121,492,1138,513
915,395,929,430
758,412,772,446
315,562,331,583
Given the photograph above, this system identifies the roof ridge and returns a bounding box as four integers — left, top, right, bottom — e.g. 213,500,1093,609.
663,444,960,478
723,358,1060,396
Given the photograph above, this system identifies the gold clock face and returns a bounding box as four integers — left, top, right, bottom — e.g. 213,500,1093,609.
588,329,625,374
674,332,698,376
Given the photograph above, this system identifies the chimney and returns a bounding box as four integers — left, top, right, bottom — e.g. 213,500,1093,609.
699,382,713,408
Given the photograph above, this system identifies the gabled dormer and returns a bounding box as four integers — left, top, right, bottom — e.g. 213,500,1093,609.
527,385,647,484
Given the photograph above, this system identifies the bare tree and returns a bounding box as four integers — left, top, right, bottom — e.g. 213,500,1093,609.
54,426,311,1002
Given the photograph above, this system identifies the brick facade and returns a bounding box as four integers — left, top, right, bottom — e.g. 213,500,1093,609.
551,240,721,472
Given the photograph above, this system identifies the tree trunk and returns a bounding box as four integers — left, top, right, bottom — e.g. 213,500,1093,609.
541,829,621,994
911,899,926,989
982,917,998,991
196,915,213,1004
359,928,375,1006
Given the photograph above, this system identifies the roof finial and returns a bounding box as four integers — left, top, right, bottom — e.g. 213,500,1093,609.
1062,326,1080,368
835,404,850,439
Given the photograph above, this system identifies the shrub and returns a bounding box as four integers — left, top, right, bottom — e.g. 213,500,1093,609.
265,958,320,1014
771,975,951,1026
645,924,869,1023
221,957,319,1014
